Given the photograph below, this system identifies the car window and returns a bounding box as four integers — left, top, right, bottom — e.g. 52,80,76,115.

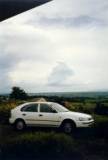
21,104,38,112
53,103,69,112
40,104,54,113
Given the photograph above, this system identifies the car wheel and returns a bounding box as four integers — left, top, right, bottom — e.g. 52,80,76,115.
15,120,25,131
62,121,75,134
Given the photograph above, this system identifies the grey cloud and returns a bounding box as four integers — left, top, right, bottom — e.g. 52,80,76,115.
0,73,11,93
71,16,106,27
26,0,108,28
0,52,13,93
34,15,107,28
0,20,55,93
48,62,74,86
0,53,17,71
0,23,52,62
0,50,20,92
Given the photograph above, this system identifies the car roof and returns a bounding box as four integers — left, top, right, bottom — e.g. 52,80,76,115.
15,101,54,109
21,101,53,106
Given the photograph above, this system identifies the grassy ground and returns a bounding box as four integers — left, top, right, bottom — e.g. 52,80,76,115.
0,100,108,159
1,117,108,160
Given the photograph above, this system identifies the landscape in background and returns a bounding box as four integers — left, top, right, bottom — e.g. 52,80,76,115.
1,91,108,98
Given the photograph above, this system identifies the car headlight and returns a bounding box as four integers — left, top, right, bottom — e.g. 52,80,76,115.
88,117,93,121
79,116,93,121
79,117,86,121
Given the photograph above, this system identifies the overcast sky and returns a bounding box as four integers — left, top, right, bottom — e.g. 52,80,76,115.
0,0,108,93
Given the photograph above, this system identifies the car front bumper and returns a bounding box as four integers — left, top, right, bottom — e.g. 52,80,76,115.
76,119,94,127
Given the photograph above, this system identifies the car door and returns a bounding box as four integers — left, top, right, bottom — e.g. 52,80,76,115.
38,103,61,127
20,103,39,126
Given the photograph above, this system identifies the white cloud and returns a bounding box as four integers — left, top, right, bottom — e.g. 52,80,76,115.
48,62,74,86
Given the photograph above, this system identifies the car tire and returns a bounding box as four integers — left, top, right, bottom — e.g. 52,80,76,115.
62,121,76,134
14,120,25,131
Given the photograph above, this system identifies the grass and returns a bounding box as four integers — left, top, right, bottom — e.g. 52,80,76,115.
1,129,82,159
1,125,108,160
1,99,108,159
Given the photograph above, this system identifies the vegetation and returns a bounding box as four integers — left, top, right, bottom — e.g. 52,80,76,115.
0,90,108,159
9,86,28,100
1,132,81,159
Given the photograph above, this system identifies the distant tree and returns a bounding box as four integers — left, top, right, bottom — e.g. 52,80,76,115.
9,86,28,100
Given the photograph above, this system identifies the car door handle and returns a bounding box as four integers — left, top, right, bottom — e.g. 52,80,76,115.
22,113,26,116
39,114,43,117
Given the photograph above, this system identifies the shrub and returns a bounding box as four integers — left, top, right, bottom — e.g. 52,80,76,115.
67,102,95,114
0,101,27,124
95,102,108,115
94,115,108,128
0,103,16,124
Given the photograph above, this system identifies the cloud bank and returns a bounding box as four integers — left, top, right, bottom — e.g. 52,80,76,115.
0,0,108,93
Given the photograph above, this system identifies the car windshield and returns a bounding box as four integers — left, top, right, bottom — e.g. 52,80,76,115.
53,103,69,112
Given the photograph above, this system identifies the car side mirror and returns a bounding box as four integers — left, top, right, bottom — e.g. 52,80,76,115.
52,109,57,113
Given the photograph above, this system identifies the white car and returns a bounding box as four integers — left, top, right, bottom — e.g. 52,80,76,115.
9,102,94,133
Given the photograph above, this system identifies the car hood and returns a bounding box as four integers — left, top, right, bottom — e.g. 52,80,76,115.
60,111,92,119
